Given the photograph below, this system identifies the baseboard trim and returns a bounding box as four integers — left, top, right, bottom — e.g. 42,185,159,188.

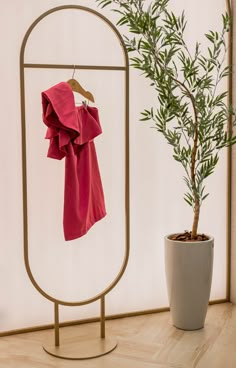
0,299,230,337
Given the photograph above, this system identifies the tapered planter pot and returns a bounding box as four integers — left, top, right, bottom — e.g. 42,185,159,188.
165,235,214,330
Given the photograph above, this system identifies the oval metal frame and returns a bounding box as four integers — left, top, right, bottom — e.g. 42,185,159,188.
20,5,130,307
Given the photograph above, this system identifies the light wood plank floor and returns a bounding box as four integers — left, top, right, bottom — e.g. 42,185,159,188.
1,303,236,368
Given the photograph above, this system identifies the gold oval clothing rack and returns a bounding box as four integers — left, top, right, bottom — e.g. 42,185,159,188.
20,5,130,359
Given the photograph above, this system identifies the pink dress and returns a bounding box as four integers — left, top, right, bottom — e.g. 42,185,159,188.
41,82,106,241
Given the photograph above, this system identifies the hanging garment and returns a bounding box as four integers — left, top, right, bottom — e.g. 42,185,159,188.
41,82,106,241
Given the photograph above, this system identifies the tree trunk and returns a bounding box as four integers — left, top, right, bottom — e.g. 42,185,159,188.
192,199,200,239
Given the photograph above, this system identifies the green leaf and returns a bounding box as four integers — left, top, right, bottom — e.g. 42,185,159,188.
202,193,210,201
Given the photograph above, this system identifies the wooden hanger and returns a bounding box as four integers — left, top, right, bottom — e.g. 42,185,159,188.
67,65,95,103
67,66,95,103
67,78,95,103
67,65,95,102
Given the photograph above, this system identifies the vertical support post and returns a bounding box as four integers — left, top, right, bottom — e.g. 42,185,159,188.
54,302,60,346
100,296,105,338
226,0,233,302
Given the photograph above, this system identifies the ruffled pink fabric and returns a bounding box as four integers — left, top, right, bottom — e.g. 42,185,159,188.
42,82,106,241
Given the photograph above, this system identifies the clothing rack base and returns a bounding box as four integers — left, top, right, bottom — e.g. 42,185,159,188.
43,338,117,360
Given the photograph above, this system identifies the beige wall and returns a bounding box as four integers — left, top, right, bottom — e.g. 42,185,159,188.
0,0,229,332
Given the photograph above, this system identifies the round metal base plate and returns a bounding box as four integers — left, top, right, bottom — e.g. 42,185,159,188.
43,338,117,360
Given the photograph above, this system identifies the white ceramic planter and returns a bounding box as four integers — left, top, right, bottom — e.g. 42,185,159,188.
165,235,214,330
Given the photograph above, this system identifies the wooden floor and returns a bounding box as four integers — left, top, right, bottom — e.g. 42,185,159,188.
1,303,236,368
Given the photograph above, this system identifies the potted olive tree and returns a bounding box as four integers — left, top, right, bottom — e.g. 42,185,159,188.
97,0,236,330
